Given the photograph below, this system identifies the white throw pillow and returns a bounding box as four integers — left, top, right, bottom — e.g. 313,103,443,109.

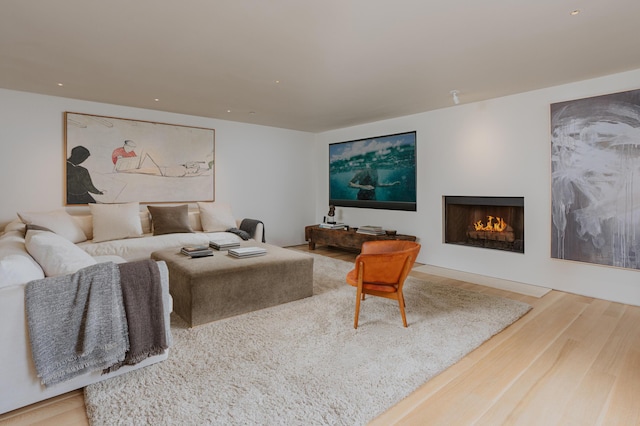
17,209,87,243
197,202,237,232
25,230,97,277
90,202,144,243
0,231,45,288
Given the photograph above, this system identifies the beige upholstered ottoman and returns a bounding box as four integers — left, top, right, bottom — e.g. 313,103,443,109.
151,242,314,327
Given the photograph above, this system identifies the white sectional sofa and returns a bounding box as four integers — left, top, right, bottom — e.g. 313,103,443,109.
0,202,263,415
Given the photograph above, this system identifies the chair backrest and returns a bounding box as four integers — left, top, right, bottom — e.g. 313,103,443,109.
355,241,421,285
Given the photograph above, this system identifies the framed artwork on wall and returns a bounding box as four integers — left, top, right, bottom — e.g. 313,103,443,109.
64,112,215,205
329,131,417,211
551,88,640,270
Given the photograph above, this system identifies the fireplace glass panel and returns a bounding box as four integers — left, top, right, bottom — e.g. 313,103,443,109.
444,196,524,253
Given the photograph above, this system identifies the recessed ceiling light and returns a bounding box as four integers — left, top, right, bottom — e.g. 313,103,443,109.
57,83,63,87
570,9,580,16
275,80,280,84
249,111,256,115
154,98,159,102
227,109,232,113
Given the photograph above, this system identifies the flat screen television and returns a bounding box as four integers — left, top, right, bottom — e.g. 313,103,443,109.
329,131,417,211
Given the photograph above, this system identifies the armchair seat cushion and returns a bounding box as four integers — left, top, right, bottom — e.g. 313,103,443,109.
363,283,399,293
346,270,398,292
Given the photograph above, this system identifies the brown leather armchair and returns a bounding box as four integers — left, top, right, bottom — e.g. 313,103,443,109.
346,240,421,329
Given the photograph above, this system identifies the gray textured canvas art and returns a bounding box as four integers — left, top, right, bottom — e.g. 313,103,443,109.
551,89,640,270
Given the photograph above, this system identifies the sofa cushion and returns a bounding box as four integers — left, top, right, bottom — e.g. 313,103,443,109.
197,202,236,232
0,231,45,289
90,202,144,243
25,230,97,277
17,210,87,243
148,205,194,236
69,212,152,240
71,214,95,240
25,223,54,233
93,255,128,264
79,231,241,262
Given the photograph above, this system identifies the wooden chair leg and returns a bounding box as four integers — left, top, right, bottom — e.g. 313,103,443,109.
398,292,407,327
354,287,362,329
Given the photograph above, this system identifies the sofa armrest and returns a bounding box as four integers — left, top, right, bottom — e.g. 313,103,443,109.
251,221,264,242
0,259,172,415
235,219,264,242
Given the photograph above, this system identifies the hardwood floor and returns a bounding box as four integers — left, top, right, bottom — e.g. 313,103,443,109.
2,244,639,425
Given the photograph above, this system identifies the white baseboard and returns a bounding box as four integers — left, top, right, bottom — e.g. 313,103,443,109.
413,264,551,298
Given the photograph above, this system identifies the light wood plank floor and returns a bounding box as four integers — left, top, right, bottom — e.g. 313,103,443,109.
2,244,639,425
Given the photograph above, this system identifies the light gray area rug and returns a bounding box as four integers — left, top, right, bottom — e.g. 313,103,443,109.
85,253,531,426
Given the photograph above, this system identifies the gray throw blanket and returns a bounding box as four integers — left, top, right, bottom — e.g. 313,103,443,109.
239,218,266,243
225,227,251,240
105,260,168,373
25,262,129,387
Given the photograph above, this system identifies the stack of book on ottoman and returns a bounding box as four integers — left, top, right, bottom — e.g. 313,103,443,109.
227,246,267,258
209,240,241,251
181,245,214,258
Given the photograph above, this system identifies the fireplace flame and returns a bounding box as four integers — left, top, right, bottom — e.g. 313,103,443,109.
473,216,508,232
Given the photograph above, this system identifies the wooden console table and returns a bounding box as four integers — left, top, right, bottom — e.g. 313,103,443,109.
305,225,416,252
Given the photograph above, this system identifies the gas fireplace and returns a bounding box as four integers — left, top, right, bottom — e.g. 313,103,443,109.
444,196,524,253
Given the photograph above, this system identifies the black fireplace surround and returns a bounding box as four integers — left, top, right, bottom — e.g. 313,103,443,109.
444,196,524,253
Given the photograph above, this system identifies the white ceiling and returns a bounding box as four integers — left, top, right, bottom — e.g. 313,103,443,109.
1,1,639,133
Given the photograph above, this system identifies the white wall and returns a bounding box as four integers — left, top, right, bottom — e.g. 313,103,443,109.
0,89,316,247
315,68,640,306
3,68,639,306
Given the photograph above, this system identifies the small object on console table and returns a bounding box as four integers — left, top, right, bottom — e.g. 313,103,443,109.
318,222,347,230
304,225,416,252
327,205,336,224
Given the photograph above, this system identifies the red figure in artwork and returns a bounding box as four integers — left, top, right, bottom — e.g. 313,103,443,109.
111,140,137,164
